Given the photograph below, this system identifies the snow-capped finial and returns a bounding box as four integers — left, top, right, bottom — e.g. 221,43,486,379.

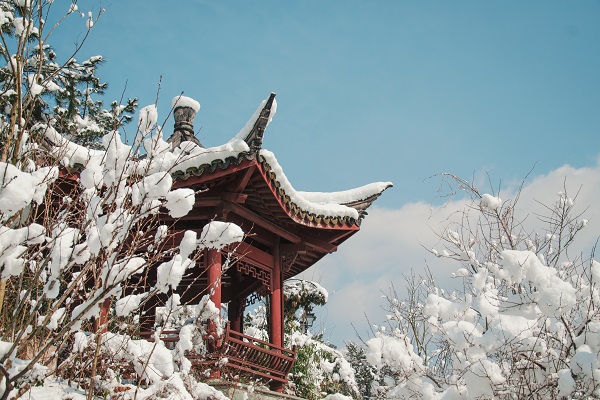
168,95,203,148
240,92,277,153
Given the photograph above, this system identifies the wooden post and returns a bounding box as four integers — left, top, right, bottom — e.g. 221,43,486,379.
228,297,244,333
207,248,222,379
269,241,284,392
228,274,244,333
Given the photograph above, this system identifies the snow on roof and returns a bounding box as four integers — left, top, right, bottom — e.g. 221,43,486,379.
298,182,394,206
43,94,391,226
260,150,391,220
41,123,104,166
233,95,277,141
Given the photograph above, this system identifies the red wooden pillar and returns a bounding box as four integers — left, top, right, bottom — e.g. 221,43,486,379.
228,298,244,333
269,242,284,391
207,248,222,379
269,242,283,348
207,248,222,312
228,272,244,333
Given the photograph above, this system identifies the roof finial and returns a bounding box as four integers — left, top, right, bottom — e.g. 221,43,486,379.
167,95,203,148
244,92,276,153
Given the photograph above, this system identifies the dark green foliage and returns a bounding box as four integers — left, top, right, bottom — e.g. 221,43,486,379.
345,341,377,399
0,2,137,150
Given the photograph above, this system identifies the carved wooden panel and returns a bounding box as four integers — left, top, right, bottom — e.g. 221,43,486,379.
236,260,272,289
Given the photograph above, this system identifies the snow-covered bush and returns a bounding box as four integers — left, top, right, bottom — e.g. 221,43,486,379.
0,2,243,398
242,279,359,399
365,174,600,399
287,333,359,400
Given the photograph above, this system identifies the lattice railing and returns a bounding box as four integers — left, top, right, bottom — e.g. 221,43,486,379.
220,323,296,383
142,324,296,384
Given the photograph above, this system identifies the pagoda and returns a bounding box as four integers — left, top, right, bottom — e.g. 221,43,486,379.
140,93,392,389
50,93,391,391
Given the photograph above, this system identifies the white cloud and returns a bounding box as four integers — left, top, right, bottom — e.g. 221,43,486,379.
301,159,600,346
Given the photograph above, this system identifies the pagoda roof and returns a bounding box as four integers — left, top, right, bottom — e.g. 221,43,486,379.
47,93,391,229
43,93,391,276
167,93,392,227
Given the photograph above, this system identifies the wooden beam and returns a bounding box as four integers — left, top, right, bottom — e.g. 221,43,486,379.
171,159,255,189
225,214,277,246
194,197,222,207
226,202,301,244
231,165,257,194
229,241,274,269
329,229,358,244
235,279,263,301
280,243,309,254
269,238,283,348
300,234,338,254
222,192,248,204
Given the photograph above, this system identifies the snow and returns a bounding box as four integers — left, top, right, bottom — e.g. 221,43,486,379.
557,368,576,398
0,340,13,359
138,104,158,134
115,293,147,317
156,255,193,293
103,257,146,287
172,95,200,112
0,224,45,280
199,221,244,250
13,17,25,36
27,74,43,95
321,394,353,400
500,250,576,316
165,188,195,218
261,150,391,220
46,307,66,330
285,279,329,303
366,334,423,373
179,230,198,259
480,193,502,211
42,125,104,166
132,171,173,205
0,162,57,220
72,332,89,353
298,181,393,205
233,95,277,140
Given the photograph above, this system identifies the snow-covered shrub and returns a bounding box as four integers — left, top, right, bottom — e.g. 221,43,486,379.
288,335,359,400
0,2,242,398
243,279,360,399
365,174,600,399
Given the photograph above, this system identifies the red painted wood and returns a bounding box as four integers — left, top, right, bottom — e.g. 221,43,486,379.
96,298,111,334
269,243,283,349
227,241,274,270
255,162,361,231
171,159,256,189
207,248,222,379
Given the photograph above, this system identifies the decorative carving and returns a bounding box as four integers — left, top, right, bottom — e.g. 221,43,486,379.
167,105,203,148
236,261,272,289
281,251,298,274
243,93,276,153
243,292,262,309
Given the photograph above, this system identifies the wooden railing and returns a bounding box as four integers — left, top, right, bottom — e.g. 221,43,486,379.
140,324,296,384
220,323,296,383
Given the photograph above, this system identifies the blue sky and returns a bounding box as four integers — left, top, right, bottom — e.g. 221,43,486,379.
53,1,600,344
57,1,600,207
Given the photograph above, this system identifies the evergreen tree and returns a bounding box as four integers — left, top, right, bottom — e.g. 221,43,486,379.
0,1,137,153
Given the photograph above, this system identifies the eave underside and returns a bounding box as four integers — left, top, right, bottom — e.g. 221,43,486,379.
165,158,360,279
